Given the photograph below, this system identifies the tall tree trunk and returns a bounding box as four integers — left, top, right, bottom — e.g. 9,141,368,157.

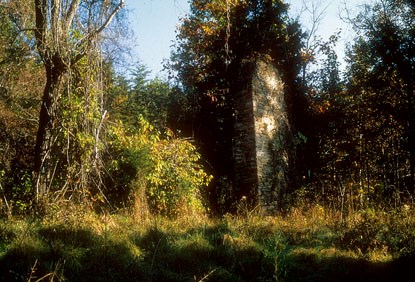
33,56,66,200
32,0,124,203
407,82,415,191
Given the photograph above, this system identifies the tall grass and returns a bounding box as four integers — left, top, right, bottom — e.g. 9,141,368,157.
0,202,414,281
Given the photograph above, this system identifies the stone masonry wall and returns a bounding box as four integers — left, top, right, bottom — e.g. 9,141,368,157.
233,58,292,213
233,81,258,202
252,59,291,212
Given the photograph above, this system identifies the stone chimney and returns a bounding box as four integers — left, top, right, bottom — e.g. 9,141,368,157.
233,58,294,213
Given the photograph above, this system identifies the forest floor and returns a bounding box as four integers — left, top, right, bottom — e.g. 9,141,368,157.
1,203,415,281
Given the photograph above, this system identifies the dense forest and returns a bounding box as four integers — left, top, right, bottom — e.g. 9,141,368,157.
1,0,415,281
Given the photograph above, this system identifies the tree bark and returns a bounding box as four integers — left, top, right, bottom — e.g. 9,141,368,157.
33,55,66,198
406,82,415,191
32,0,124,201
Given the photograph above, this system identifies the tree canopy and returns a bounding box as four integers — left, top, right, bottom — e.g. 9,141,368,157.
168,0,305,209
0,0,414,216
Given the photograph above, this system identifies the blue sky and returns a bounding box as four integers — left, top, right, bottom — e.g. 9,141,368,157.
125,0,366,79
125,0,189,78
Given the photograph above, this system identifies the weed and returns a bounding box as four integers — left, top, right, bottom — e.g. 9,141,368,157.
0,204,414,281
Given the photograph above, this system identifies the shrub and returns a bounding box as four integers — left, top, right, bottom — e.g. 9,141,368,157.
104,117,156,206
146,137,213,217
104,116,212,217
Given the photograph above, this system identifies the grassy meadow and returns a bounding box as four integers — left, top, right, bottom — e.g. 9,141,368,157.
1,201,415,282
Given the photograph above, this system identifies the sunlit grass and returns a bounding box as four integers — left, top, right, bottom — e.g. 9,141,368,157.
0,203,414,281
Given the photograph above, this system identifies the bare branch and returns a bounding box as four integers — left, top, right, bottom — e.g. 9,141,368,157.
51,0,61,45
34,0,47,55
95,0,125,35
302,0,329,50
74,0,124,60
64,0,81,32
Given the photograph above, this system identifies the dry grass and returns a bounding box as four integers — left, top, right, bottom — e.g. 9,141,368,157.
0,202,414,281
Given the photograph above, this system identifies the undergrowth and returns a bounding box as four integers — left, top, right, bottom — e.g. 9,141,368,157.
0,204,415,281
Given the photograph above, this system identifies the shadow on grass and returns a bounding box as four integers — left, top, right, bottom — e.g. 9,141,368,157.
1,221,415,281
0,224,144,282
0,222,271,281
281,250,415,282
132,223,275,281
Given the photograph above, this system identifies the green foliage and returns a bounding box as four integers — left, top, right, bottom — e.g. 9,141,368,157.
10,171,32,213
0,170,33,215
169,0,305,210
0,4,42,212
2,0,415,222
104,116,156,206
341,207,415,258
102,61,213,215
112,63,173,133
299,0,415,212
146,137,213,216
132,77,172,132
344,0,415,192
104,113,212,216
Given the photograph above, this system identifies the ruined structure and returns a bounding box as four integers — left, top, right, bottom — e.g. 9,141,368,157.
232,58,294,213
